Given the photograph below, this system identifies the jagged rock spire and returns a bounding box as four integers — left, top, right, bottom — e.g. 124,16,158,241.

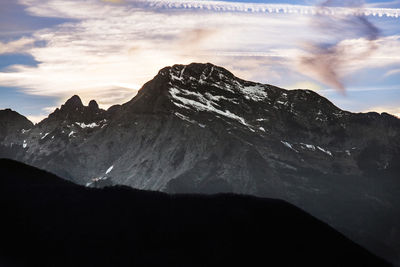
64,95,83,108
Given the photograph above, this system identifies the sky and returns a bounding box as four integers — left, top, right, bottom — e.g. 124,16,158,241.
0,0,399,122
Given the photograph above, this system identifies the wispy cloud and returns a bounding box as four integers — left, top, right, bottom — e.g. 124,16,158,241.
19,0,400,18
0,0,399,117
366,0,400,8
384,68,400,77
102,0,125,4
0,37,35,54
26,114,48,124
298,0,381,93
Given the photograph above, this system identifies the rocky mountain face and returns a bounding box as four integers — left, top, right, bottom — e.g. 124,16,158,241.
1,63,400,264
0,109,33,142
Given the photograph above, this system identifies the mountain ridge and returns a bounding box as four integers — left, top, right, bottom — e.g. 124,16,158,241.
4,63,399,125
1,62,400,264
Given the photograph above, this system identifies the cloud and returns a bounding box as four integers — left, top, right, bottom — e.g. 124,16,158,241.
19,0,400,19
77,86,139,108
26,114,48,123
0,0,398,119
102,0,125,4
178,28,218,49
0,37,35,54
1,1,316,104
366,0,400,8
287,81,323,91
295,35,400,93
298,0,381,93
384,68,400,77
141,0,400,18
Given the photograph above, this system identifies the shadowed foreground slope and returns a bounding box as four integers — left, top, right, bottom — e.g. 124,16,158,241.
0,159,389,267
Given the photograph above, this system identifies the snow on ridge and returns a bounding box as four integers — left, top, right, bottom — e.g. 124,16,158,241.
204,92,230,102
169,87,248,126
276,100,289,106
240,85,268,102
297,142,333,156
300,143,316,151
281,141,299,153
317,146,333,156
175,111,207,128
175,112,195,124
169,66,188,82
105,165,114,174
170,70,184,81
41,133,50,139
75,122,99,128
86,176,109,187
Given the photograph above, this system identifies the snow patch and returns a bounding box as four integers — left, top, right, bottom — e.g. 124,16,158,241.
75,122,99,128
86,176,109,187
68,131,75,137
276,100,288,106
317,146,333,156
281,141,298,153
240,85,268,101
41,133,50,139
259,127,266,132
105,165,114,174
170,87,248,126
170,71,184,81
300,143,316,151
204,92,230,102
174,112,197,125
23,140,27,148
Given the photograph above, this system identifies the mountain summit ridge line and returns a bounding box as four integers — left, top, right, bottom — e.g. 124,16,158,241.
1,62,400,264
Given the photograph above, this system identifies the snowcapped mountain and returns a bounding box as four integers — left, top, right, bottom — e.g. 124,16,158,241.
1,62,400,264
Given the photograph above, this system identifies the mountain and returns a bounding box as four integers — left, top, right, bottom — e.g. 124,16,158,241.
1,62,399,264
0,109,33,142
0,159,389,267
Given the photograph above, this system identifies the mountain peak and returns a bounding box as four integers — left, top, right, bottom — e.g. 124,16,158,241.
126,62,242,114
88,100,99,110
40,95,106,125
159,63,235,85
0,109,33,141
64,95,83,108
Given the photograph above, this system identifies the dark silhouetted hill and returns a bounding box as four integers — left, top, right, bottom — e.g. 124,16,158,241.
0,159,389,267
